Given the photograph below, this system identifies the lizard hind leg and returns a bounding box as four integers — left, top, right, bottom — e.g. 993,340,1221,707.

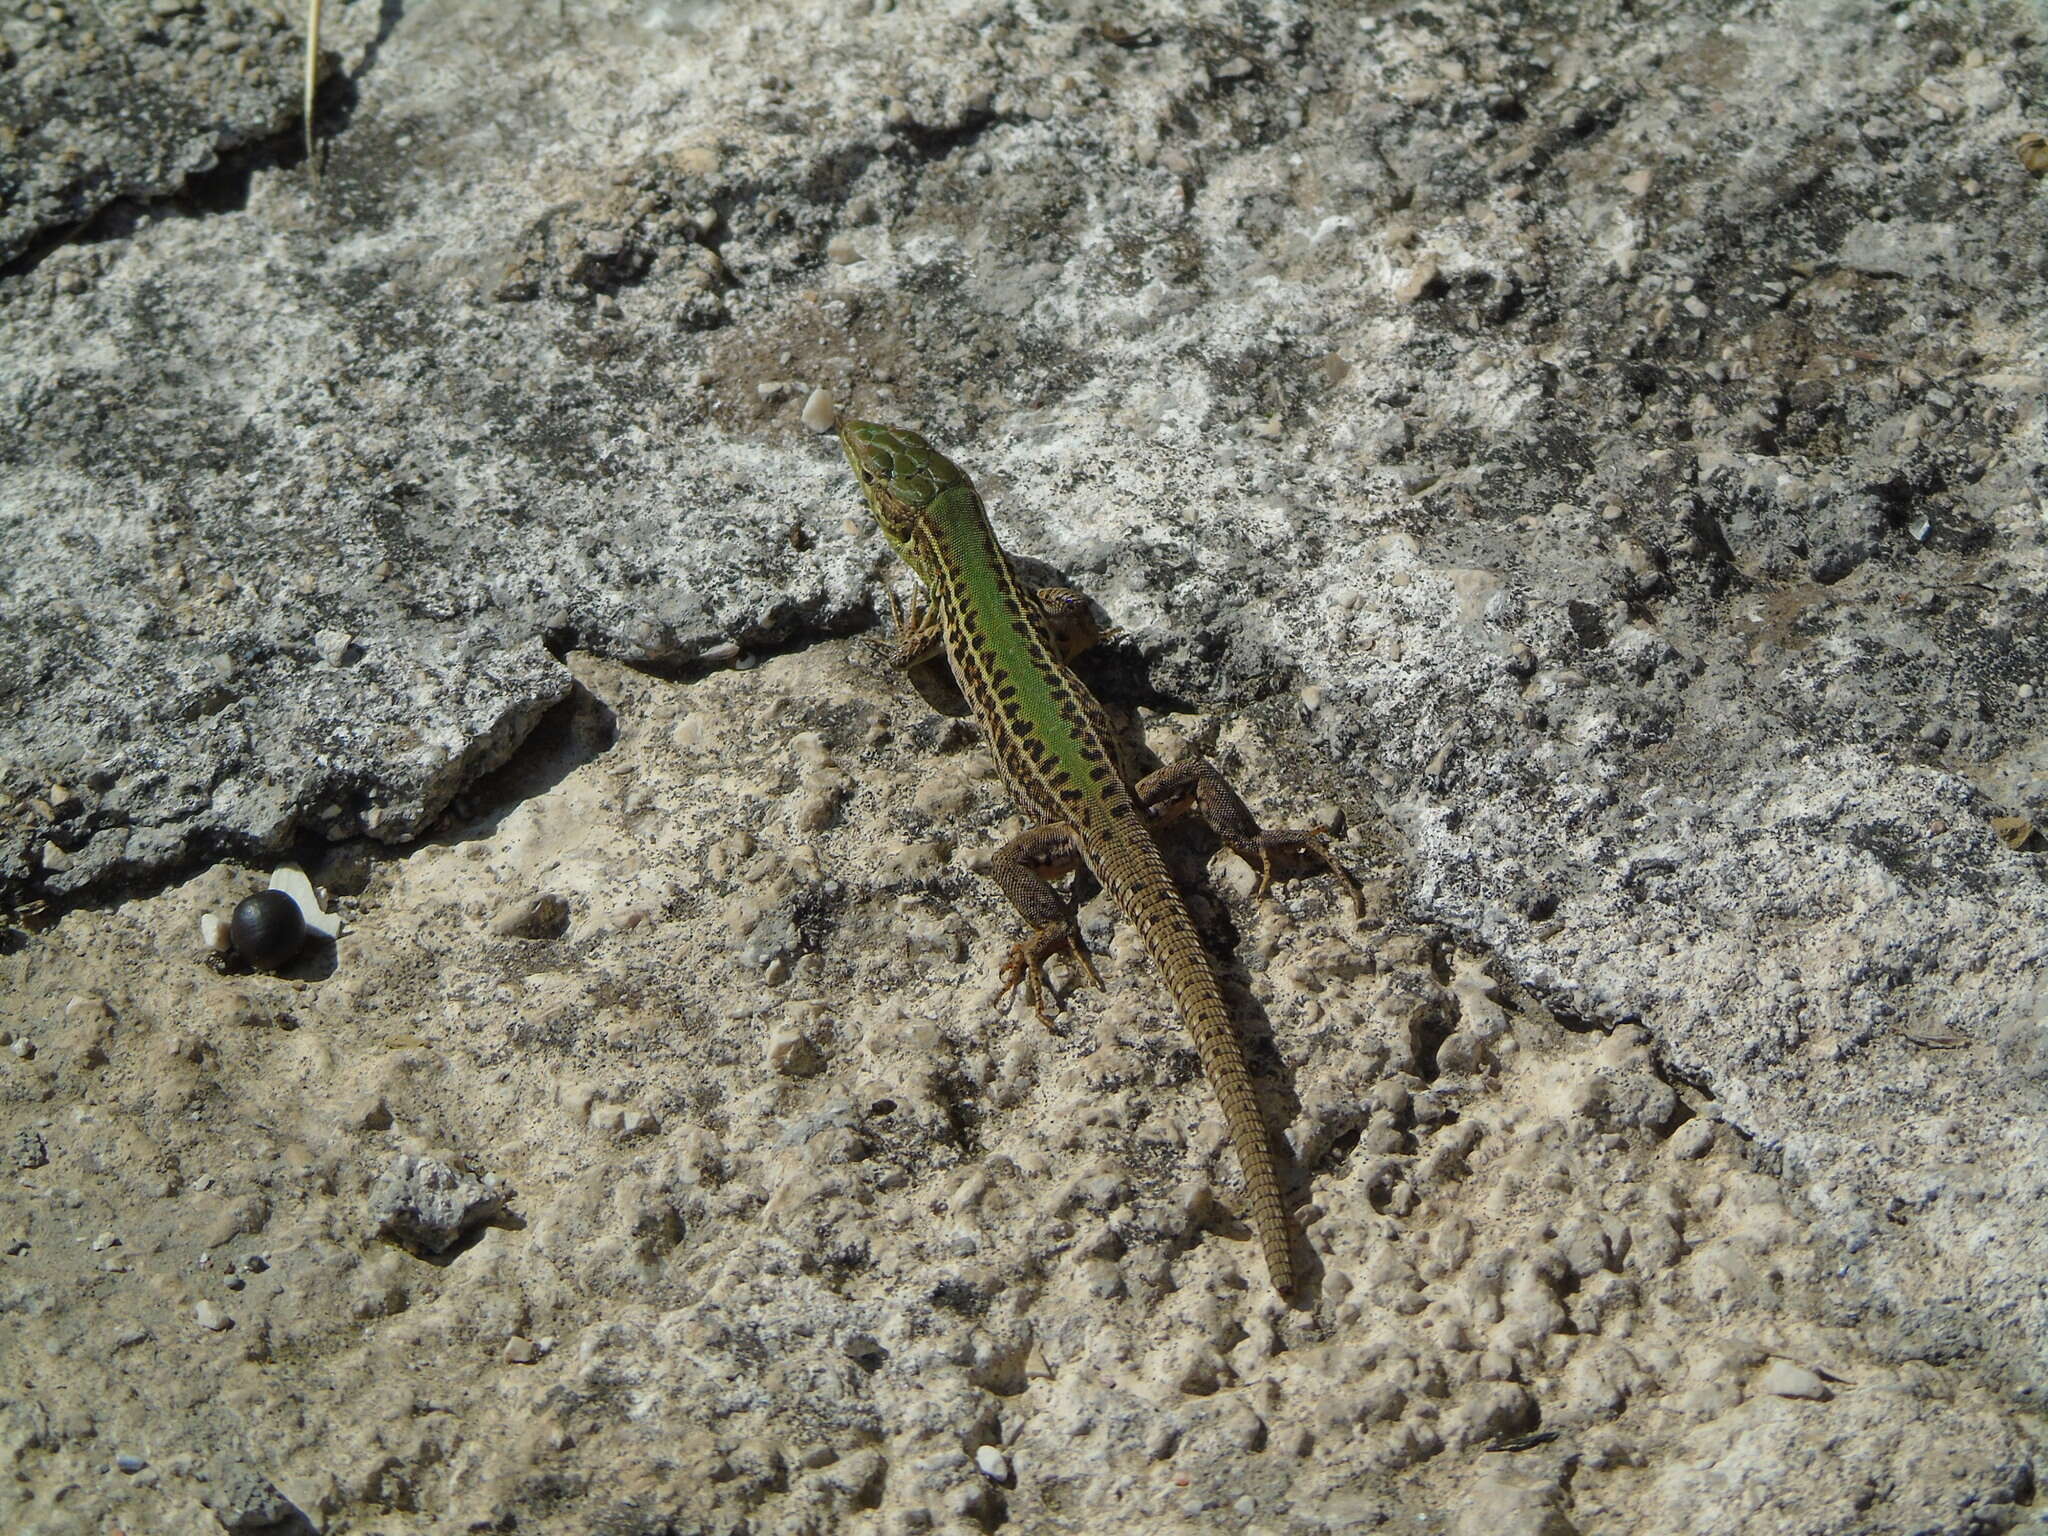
1136,757,1366,916
998,923,1103,1027
987,823,1101,1024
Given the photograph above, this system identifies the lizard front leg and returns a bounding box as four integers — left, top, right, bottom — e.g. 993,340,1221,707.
883,587,975,717
1136,758,1365,913
1031,586,1123,658
986,823,1104,1025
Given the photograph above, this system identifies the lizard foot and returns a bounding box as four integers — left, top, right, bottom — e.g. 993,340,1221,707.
1230,828,1366,917
998,924,1102,1026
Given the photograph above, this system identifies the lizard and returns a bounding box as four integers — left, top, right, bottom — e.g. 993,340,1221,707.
837,417,1362,1296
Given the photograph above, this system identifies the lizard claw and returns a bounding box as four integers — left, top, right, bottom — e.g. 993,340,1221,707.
1068,934,1104,992
998,945,1056,1028
998,925,1100,1027
1307,828,1368,918
1232,829,1366,917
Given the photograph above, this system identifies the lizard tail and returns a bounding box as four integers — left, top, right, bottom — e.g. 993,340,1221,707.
1107,851,1297,1296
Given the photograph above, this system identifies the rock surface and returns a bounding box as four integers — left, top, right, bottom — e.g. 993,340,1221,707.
365,1152,509,1254
1,0,2043,1532
0,0,309,270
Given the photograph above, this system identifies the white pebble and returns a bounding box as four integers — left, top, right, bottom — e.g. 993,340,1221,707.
1668,1119,1715,1159
1756,1360,1830,1400
974,1445,1010,1481
199,911,230,952
193,1301,232,1332
801,388,839,432
268,862,341,940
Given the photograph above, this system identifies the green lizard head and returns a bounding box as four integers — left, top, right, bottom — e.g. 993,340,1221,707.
837,418,964,580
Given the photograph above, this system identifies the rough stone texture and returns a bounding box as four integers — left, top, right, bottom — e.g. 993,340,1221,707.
202,1461,309,1533
1,0,2044,1531
0,651,2037,1535
364,1152,508,1254
0,0,309,268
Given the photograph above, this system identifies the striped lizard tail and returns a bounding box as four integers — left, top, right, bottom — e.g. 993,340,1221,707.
1102,845,1297,1295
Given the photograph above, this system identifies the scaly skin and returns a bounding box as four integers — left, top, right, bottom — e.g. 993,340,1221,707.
839,418,1328,1294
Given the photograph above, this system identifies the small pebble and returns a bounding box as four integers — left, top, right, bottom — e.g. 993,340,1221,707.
198,911,230,953
269,862,341,939
1667,1119,1715,1160
1757,1360,1830,1400
801,387,839,432
505,1336,538,1364
194,1300,232,1332
974,1445,1011,1481
115,1453,147,1473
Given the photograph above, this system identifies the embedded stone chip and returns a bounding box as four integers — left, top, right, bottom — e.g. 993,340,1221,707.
367,1154,510,1254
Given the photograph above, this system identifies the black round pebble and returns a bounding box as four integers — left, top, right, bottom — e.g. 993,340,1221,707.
229,890,306,970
